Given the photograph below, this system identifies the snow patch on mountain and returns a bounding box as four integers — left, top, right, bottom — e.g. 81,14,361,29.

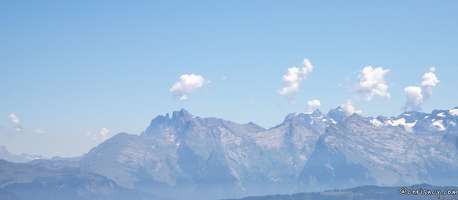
432,120,446,131
370,118,383,127
450,108,458,116
374,118,417,132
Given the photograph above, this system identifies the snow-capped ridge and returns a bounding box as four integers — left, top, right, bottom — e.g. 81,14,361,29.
79,106,458,200
450,108,458,116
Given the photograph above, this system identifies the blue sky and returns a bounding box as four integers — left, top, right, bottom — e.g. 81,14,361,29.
1,1,457,157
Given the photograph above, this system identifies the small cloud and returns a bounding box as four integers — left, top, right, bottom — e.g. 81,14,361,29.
222,76,227,80
248,100,257,106
402,68,439,111
86,128,110,141
14,125,23,132
420,67,439,99
9,113,22,133
403,86,423,111
306,99,321,111
355,66,390,102
278,58,314,101
35,128,45,134
341,99,362,115
100,127,109,141
170,74,210,100
9,113,20,124
338,66,389,116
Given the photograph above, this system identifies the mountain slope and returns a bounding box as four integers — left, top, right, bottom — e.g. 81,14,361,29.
81,109,331,199
0,146,47,163
297,113,458,192
0,160,166,200
78,107,458,200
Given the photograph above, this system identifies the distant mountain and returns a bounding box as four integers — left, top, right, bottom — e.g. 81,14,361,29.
297,113,458,192
26,154,84,169
0,146,47,163
80,109,338,199
5,106,458,200
0,160,168,200
369,107,458,134
80,107,458,199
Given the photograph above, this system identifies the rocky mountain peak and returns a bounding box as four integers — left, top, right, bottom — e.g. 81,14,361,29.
343,113,366,125
328,107,347,123
171,108,194,125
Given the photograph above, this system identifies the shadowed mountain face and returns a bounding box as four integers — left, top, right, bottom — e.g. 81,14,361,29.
8,107,458,200
80,109,330,199
297,113,458,192
0,160,166,200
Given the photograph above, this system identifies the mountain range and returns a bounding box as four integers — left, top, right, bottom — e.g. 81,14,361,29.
1,106,458,200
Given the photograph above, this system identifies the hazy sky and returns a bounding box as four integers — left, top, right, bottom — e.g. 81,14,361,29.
1,1,457,157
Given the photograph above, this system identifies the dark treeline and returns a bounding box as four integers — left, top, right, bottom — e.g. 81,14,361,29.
224,184,458,200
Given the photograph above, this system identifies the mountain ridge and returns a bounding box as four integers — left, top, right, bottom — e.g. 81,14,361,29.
77,106,458,199
2,106,458,200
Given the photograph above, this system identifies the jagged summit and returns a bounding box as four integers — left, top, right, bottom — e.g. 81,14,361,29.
328,106,347,123
172,108,193,120
283,109,324,122
339,113,369,128
53,105,458,200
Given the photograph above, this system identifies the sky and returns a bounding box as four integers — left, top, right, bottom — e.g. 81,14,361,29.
1,1,457,157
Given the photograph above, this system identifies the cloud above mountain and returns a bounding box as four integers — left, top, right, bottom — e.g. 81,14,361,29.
85,128,110,141
278,58,314,101
9,113,22,132
341,99,362,115
421,67,440,99
307,99,321,111
403,68,439,111
170,74,210,100
339,66,391,115
403,86,423,111
355,66,390,101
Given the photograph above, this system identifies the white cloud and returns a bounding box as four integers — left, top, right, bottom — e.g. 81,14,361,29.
421,67,439,98
86,128,110,141
341,99,362,115
9,113,22,132
14,126,22,132
355,66,390,101
35,128,45,134
403,68,439,111
222,76,227,80
403,86,423,111
337,66,389,116
170,74,209,100
100,127,109,141
9,113,19,125
278,58,314,101
306,99,321,111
